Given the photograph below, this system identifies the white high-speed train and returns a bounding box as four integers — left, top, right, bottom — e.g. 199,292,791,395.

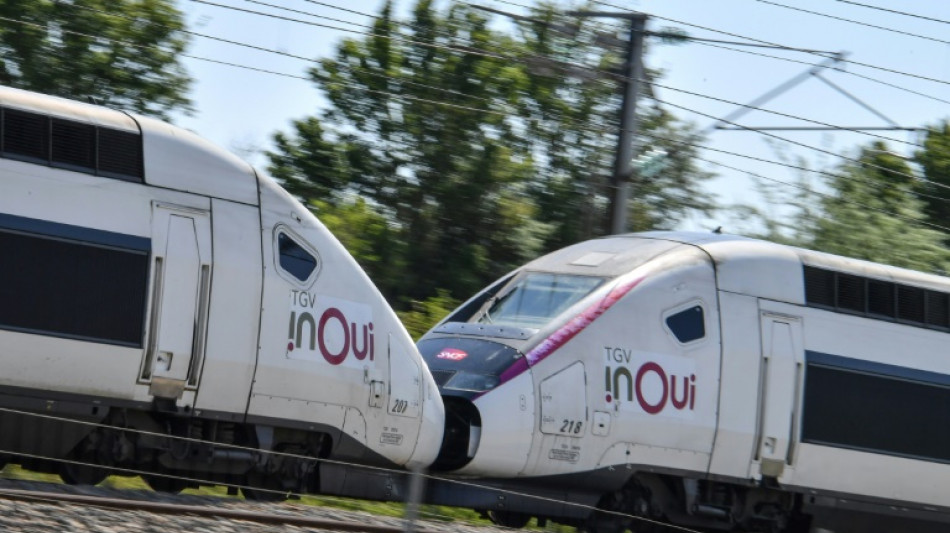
416,231,950,533
0,86,443,496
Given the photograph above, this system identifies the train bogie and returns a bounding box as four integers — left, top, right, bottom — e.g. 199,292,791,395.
0,86,443,494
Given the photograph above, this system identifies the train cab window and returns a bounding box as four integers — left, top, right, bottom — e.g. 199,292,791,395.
665,305,705,343
477,273,604,328
277,232,318,283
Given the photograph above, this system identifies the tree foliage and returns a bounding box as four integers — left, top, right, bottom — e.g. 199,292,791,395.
0,0,191,118
268,0,717,310
513,5,715,246
758,140,950,274
916,120,950,236
397,290,460,340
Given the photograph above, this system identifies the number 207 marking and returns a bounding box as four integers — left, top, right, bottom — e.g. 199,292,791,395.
391,399,409,414
560,419,583,434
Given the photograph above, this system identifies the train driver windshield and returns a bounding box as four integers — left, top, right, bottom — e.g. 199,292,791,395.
477,273,605,328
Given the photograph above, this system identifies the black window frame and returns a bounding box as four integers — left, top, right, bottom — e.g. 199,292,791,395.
275,229,319,285
664,303,706,344
802,351,950,464
0,213,151,347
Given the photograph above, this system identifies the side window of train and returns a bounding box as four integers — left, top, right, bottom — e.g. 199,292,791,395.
664,304,706,344
275,228,320,286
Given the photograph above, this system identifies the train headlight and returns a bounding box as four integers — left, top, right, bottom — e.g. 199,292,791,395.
443,372,499,393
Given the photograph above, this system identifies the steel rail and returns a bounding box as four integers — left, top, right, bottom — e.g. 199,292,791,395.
0,487,412,533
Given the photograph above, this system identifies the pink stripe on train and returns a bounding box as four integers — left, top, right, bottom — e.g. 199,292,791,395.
494,276,645,388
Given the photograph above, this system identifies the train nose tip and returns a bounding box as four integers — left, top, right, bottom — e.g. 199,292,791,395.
405,382,446,470
430,397,482,472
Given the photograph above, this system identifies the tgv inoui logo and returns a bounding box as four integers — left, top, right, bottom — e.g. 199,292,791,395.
288,291,375,367
603,347,697,419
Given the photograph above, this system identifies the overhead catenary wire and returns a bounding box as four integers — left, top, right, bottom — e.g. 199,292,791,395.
695,154,950,235
11,7,950,215
192,0,917,145
8,7,949,220
497,0,950,107
652,91,950,198
190,0,510,62
242,0,369,29
189,0,927,150
72,3,502,108
0,13,520,120
587,0,950,87
692,40,950,107
10,8,949,200
755,0,950,46
836,0,950,26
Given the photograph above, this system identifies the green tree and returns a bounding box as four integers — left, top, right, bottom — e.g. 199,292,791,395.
514,5,715,247
269,0,716,307
270,0,549,305
0,0,191,118
915,120,950,234
304,197,407,300
397,290,460,339
807,141,950,273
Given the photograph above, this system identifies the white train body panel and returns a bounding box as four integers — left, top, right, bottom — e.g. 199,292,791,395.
0,86,443,483
420,231,950,531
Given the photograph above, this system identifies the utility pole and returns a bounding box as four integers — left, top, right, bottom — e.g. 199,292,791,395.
472,6,649,235
571,11,647,235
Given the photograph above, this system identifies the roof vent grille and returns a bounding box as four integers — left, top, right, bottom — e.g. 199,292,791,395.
51,118,96,172
3,109,48,162
804,265,949,332
0,105,142,182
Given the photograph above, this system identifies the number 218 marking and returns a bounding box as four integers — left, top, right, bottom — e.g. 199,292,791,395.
560,419,583,434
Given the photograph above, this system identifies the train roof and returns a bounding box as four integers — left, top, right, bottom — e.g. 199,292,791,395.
0,86,257,205
522,231,950,305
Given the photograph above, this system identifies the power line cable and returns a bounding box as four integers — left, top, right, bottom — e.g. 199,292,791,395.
525,0,950,106
111,0,950,138
474,0,950,113
8,9,948,209
696,154,950,234
756,0,950,46
242,0,369,29
191,0,509,61
647,77,920,148
652,91,950,194
835,1,950,26
587,0,950,87
658,132,950,206
647,32,837,54
693,41,950,106
33,10,950,204
73,3,500,107
0,13,516,121
299,0,382,21
191,0,927,149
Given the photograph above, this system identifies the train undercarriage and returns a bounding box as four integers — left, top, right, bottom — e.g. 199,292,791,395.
0,398,331,500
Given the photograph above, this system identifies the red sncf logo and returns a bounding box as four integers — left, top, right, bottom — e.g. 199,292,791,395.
436,348,468,361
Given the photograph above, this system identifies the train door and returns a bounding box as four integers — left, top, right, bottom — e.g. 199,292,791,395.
531,362,588,473
755,312,804,479
139,203,213,400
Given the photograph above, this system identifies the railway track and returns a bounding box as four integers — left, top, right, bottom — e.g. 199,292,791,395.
0,478,495,533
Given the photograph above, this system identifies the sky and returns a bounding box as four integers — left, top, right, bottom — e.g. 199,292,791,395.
174,0,950,234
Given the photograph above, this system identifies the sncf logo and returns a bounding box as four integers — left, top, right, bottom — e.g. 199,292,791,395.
436,348,468,361
604,347,697,418
288,291,375,367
